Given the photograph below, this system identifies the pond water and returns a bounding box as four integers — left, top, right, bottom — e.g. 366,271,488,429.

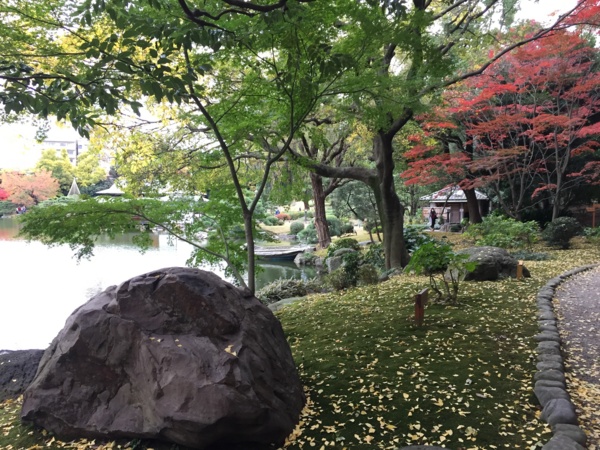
0,216,314,350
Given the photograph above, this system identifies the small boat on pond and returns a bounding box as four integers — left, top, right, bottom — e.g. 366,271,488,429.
254,245,314,261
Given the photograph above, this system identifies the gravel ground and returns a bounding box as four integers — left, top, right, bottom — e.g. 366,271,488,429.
554,266,600,450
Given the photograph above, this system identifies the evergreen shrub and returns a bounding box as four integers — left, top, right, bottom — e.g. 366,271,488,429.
466,215,538,250
290,221,305,235
542,217,582,249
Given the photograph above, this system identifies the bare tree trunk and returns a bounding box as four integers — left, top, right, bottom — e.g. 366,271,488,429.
464,187,482,224
310,172,331,249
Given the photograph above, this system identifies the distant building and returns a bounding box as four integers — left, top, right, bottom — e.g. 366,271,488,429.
41,139,88,166
420,185,490,224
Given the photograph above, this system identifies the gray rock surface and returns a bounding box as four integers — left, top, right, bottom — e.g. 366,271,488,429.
541,398,579,426
21,267,305,449
0,350,44,401
542,433,586,450
457,246,531,281
326,256,343,273
553,424,588,446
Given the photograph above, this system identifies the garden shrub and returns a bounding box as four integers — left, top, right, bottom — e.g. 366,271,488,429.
326,217,342,237
325,268,349,291
465,215,539,250
405,240,476,303
363,243,385,272
297,223,318,244
327,237,361,257
542,217,583,249
262,216,281,226
289,221,305,235
0,201,17,217
340,222,355,235
256,277,321,305
584,227,600,243
403,226,435,254
358,264,379,286
325,250,362,290
275,213,291,221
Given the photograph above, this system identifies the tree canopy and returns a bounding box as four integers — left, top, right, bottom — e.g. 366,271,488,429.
3,0,600,288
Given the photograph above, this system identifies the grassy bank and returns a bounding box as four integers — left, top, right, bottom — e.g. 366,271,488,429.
1,241,599,450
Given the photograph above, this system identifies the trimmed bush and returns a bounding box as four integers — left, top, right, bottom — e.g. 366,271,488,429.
262,216,281,226
290,221,305,235
297,223,318,244
542,217,582,249
275,213,292,221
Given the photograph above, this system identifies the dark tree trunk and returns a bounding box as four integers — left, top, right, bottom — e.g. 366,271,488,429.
243,212,256,293
464,188,482,224
372,133,409,269
310,172,331,249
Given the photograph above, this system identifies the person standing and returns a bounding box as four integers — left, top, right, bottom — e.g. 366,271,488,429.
429,208,437,231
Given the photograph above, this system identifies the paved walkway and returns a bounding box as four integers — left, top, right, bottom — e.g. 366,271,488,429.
554,265,600,450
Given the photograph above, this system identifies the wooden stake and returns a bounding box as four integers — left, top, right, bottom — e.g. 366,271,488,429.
516,260,524,280
414,288,429,326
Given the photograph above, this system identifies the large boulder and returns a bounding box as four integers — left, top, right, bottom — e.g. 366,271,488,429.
0,350,44,402
21,267,305,449
457,246,531,281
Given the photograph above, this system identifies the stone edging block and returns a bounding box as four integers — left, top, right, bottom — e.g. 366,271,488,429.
534,264,598,449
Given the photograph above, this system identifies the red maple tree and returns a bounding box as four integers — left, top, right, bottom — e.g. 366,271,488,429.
1,170,60,207
403,28,600,220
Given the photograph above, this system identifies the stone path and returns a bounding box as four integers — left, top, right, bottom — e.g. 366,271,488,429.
554,266,600,450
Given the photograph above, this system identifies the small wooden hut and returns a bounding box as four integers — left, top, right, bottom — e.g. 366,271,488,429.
420,185,490,225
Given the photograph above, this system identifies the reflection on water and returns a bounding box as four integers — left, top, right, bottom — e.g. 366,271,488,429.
0,216,315,350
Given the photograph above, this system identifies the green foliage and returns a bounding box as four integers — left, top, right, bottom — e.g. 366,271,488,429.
404,225,435,254
405,241,476,303
542,217,583,249
584,226,600,242
262,216,282,226
325,250,362,291
324,268,350,291
357,264,379,286
363,243,385,272
297,222,319,244
256,278,322,305
466,215,539,250
326,217,342,237
18,196,250,286
289,221,305,235
326,237,361,258
0,201,17,217
35,149,74,194
340,222,355,235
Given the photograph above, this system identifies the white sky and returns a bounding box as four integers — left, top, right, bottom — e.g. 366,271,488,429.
0,0,581,171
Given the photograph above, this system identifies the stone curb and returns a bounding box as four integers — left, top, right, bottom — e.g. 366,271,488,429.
535,263,599,450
